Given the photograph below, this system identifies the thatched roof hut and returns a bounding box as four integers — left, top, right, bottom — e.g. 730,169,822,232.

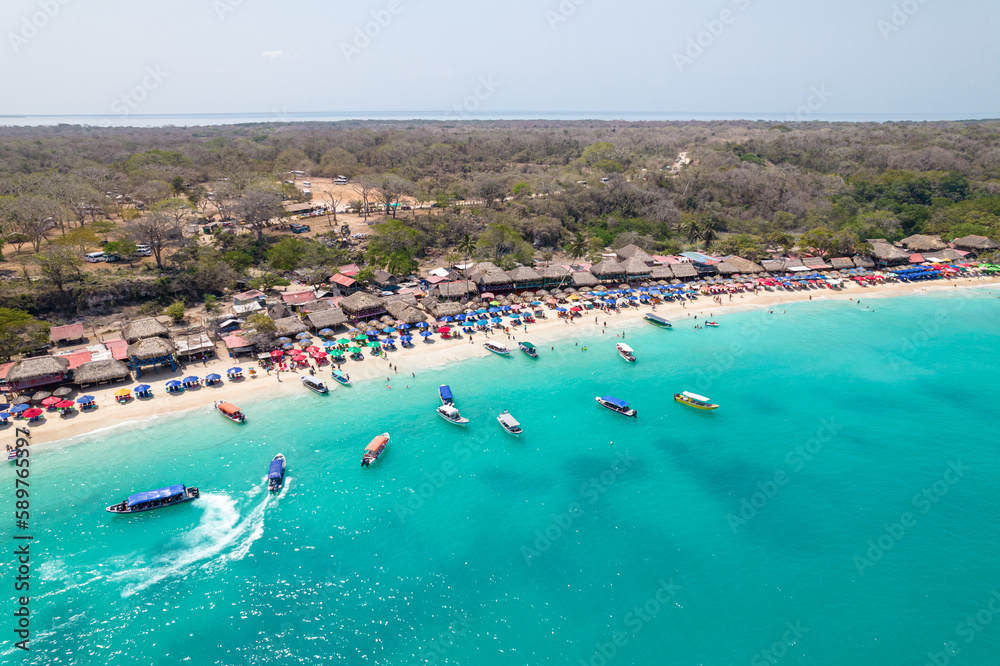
507,266,542,286
830,257,855,270
650,265,673,280
468,262,502,280
122,317,169,343
476,270,513,288
7,356,70,387
670,263,698,279
126,337,176,361
854,256,875,269
339,292,386,315
761,259,785,273
935,249,966,261
869,241,910,265
397,307,428,324
783,258,806,270
383,292,418,307
570,271,600,288
591,259,625,280
384,300,411,320
274,316,308,337
428,301,465,318
435,281,476,299
615,244,654,264
74,359,130,385
901,234,947,252
715,261,739,276
372,269,397,287
725,256,765,274
622,257,652,277
953,235,1000,252
540,265,569,279
306,308,348,331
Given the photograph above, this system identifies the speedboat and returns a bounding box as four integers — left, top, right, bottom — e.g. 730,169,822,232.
518,341,539,358
361,432,389,467
617,343,636,363
595,395,637,417
215,401,246,423
674,391,719,410
644,314,672,328
497,411,522,436
331,369,351,386
439,384,454,405
106,484,199,514
437,404,469,426
484,341,510,356
268,454,286,492
706,321,719,327
301,375,329,394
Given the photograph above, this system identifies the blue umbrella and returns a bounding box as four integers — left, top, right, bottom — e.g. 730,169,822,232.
0,413,9,420
490,317,502,324
282,343,294,350
384,326,396,333
509,313,521,318
296,332,312,340
416,322,429,328
454,315,466,321
276,337,292,344
206,373,221,381
419,330,433,337
135,384,151,392
227,367,243,374
440,316,453,322
400,335,413,342
77,395,96,404
488,307,500,313
323,340,338,347
397,323,411,330
501,305,511,311
348,328,361,335
0,403,8,411
183,376,199,384
556,307,568,312
318,328,334,336
11,404,29,413
476,308,487,314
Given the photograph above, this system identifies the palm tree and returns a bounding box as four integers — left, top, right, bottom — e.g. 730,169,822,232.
678,217,701,245
456,233,476,295
568,232,587,267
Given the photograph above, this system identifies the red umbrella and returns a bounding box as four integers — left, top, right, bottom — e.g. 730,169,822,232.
311,351,328,358
570,306,582,312
437,327,451,334
270,350,284,358
41,396,61,406
306,346,321,353
23,408,43,419
56,400,75,409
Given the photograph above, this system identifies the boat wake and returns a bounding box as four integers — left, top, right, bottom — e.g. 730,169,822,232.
114,491,271,598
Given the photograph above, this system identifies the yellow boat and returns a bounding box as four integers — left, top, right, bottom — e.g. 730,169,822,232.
674,391,719,410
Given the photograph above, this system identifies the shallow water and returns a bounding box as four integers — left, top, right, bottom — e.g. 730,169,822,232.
5,289,1000,665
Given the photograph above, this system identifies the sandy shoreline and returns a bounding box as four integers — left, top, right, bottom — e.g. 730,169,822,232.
19,275,1000,448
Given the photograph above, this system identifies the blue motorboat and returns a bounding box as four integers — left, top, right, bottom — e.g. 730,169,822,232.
268,454,286,492
106,484,200,514
439,384,454,405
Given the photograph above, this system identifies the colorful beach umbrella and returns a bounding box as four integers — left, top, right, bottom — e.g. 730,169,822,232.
23,408,43,419
135,384,151,392
397,323,411,330
41,396,61,406
76,396,95,404
419,330,433,337
384,327,396,333
182,376,199,384
415,322,429,328
205,374,221,381
10,404,29,413
56,400,75,409
227,367,243,374
437,326,451,334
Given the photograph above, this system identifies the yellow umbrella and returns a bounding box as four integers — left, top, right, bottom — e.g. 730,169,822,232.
568,294,581,300
115,389,131,397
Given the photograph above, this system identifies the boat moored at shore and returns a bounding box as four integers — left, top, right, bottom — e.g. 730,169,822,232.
644,314,673,328
331,369,351,386
674,391,719,410
301,375,329,394
215,401,246,423
437,404,469,426
268,454,286,492
497,411,522,436
361,433,390,467
518,342,539,358
106,484,199,514
595,395,637,417
439,384,454,405
484,341,510,356
617,343,636,363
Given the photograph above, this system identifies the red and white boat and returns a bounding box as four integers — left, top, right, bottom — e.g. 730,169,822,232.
215,401,247,424
361,432,389,467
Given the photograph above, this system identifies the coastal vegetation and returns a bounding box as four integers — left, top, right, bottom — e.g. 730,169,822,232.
0,120,999,321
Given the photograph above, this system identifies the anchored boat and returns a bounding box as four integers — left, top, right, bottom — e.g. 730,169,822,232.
106,484,200,514
644,314,673,328
215,401,246,423
518,342,539,358
484,341,510,356
301,375,329,394
616,343,636,363
595,395,637,417
268,454,286,492
439,384,454,406
706,321,719,328
674,391,719,410
331,369,351,386
361,433,390,467
437,404,469,426
497,411,522,436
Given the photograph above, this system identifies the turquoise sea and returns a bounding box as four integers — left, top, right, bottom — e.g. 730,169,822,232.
5,288,1000,665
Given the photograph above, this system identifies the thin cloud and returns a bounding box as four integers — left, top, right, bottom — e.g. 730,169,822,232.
261,50,285,59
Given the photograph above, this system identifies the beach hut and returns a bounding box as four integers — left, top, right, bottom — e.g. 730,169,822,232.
122,317,170,344
714,261,740,276
854,256,875,269
869,241,910,266
724,256,765,274
339,292,387,322
669,264,698,281
591,259,626,284
507,266,543,291
900,234,948,252
49,323,86,347
570,271,600,288
475,269,514,294
952,235,1000,256
540,264,571,289
761,259,785,274
73,359,131,387
274,316,309,338
622,257,652,281
171,329,216,362
830,258,855,271
6,356,70,392
306,308,348,333
434,281,476,301
650,265,673,281
615,244,655,265
126,337,177,379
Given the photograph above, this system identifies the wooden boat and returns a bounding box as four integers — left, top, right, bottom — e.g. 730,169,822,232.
106,484,199,514
437,404,469,426
616,343,636,363
439,384,454,406
706,321,719,327
268,454,286,492
331,369,351,386
595,395,637,417
643,314,673,328
361,433,389,467
497,411,522,436
674,391,719,410
518,341,539,358
215,401,246,423
484,341,510,356
301,375,329,394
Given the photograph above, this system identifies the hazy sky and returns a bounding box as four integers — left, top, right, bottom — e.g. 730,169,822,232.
2,0,998,120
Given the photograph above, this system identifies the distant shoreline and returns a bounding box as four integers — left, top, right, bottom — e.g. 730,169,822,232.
22,275,1000,449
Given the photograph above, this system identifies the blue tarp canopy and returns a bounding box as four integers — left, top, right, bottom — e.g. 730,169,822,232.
601,396,629,408
182,376,199,383
77,395,95,403
10,404,29,413
165,380,182,388
135,384,151,392
268,459,284,480
439,385,453,401
127,484,185,507
205,374,221,381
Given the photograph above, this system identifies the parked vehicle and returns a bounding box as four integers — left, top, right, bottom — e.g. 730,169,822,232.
290,223,311,234
85,252,106,263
